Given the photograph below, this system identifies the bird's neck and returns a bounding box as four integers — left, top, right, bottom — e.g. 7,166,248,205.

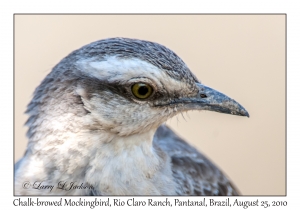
84,129,172,195
18,120,175,195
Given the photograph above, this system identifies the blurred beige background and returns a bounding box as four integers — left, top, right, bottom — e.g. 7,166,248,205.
14,15,285,196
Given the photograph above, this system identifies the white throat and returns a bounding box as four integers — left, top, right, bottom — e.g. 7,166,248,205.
85,129,167,195
16,127,176,195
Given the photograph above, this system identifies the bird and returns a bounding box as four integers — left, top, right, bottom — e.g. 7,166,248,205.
14,37,249,196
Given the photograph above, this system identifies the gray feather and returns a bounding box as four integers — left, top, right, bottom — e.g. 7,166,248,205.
154,125,239,195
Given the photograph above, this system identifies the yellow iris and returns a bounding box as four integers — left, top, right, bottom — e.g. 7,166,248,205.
131,83,153,99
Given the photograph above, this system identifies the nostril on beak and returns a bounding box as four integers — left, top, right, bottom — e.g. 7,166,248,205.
200,94,207,98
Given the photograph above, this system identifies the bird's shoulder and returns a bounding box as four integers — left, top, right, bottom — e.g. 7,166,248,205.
154,125,239,195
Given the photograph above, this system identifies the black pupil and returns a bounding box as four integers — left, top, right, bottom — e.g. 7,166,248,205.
138,86,149,95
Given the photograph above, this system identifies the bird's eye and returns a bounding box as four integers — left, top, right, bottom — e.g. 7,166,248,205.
131,83,153,99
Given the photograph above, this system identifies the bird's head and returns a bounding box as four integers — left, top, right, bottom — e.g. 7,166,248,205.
27,38,249,138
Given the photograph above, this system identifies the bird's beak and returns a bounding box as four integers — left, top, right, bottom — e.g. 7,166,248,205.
175,83,249,117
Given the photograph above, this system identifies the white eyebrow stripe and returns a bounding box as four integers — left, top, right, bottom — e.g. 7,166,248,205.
76,56,190,92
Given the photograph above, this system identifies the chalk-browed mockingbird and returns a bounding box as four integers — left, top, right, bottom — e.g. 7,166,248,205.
15,38,249,195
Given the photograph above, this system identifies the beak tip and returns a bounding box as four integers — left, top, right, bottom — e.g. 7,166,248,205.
241,109,250,118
